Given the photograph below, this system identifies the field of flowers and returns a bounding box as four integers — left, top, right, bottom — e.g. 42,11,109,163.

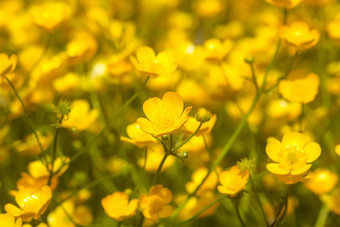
1,0,340,226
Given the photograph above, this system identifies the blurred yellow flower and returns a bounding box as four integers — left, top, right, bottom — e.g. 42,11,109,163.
335,144,340,156
137,92,192,137
203,38,233,62
0,213,22,227
327,20,340,41
31,2,71,31
265,0,303,9
5,186,52,222
266,132,321,184
66,32,97,64
61,99,99,131
321,187,340,215
193,0,225,18
186,167,220,196
140,184,173,221
130,46,176,78
53,73,81,93
13,133,52,156
217,165,249,196
279,71,320,104
305,168,338,195
266,99,302,121
120,122,157,147
101,191,139,221
280,22,320,50
0,53,17,78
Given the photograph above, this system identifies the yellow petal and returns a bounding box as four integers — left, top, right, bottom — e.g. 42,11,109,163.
266,138,282,162
162,92,184,118
266,163,290,175
291,164,311,175
304,142,321,162
143,97,162,122
282,132,306,149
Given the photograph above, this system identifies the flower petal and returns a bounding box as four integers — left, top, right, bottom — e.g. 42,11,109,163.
282,132,306,149
266,163,290,175
143,97,162,122
162,92,184,118
304,142,321,162
266,138,282,162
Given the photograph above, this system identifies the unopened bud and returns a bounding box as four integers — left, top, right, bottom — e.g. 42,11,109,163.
244,55,255,64
196,108,211,123
175,151,189,159
162,134,170,142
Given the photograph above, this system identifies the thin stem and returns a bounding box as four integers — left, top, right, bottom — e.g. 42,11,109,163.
151,153,169,186
248,62,259,91
180,195,227,224
315,203,329,227
175,122,203,151
47,116,64,186
270,186,290,227
233,199,246,227
283,8,288,25
5,76,46,156
261,39,282,91
249,175,269,227
137,212,144,227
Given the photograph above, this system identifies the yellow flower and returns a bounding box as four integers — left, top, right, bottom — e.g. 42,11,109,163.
120,122,157,148
321,187,340,215
27,157,69,179
265,0,303,9
279,71,320,104
101,191,139,221
140,184,173,221
335,144,340,156
61,99,99,131
203,38,233,62
305,168,338,195
193,0,225,18
13,133,52,156
266,132,321,184
280,22,320,50
0,213,22,227
5,186,52,222
186,167,220,196
66,32,97,64
266,99,302,120
31,2,71,31
130,46,176,78
0,53,17,78
137,92,192,137
53,73,81,93
327,20,340,41
217,165,249,196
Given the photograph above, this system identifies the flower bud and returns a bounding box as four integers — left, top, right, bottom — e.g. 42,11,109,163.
244,55,255,64
162,134,170,142
196,108,211,123
175,151,189,159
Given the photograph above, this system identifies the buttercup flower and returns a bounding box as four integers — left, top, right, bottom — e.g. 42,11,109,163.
130,46,176,78
31,2,71,31
61,99,99,131
101,191,139,221
120,122,157,147
137,92,192,137
266,132,321,184
0,53,17,78
265,0,303,9
203,38,233,62
5,186,52,222
305,168,338,195
279,71,320,104
217,165,249,196
139,184,173,221
321,187,340,215
0,213,22,227
280,22,320,50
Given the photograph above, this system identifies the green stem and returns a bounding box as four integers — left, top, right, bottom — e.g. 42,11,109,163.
270,186,290,227
137,212,144,227
233,199,246,227
315,203,329,227
47,116,64,186
151,153,169,186
180,195,227,224
283,8,288,25
143,147,148,170
175,122,203,151
5,76,46,159
249,175,269,226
